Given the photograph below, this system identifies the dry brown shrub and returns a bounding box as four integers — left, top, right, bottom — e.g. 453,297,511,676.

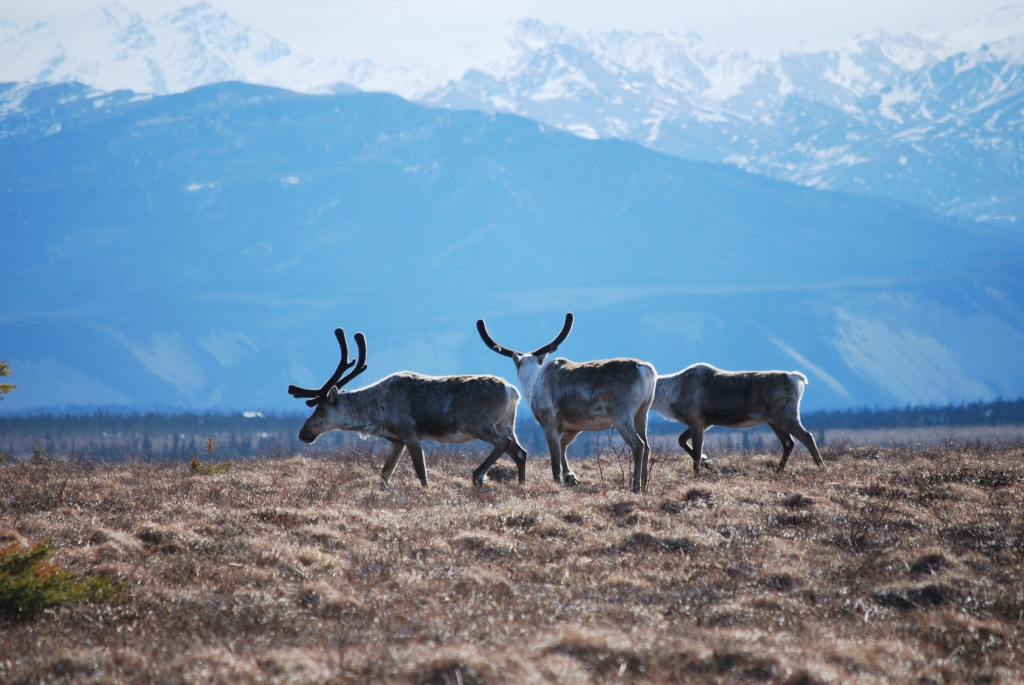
0,441,1021,683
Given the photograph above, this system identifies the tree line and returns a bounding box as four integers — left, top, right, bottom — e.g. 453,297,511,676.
1,396,1022,460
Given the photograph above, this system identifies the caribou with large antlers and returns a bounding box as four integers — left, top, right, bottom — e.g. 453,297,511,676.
289,328,528,487
651,363,823,476
477,313,657,493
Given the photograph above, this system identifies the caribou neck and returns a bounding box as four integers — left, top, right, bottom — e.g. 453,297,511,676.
515,354,549,411
324,385,386,433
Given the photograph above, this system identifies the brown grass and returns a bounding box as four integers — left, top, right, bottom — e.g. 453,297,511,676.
1,440,1023,684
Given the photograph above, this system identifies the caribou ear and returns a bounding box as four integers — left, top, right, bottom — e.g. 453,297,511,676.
327,386,339,403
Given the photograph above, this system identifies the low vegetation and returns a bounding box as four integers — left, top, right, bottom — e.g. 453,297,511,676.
0,542,125,619
187,438,233,476
187,456,233,476
0,439,1022,683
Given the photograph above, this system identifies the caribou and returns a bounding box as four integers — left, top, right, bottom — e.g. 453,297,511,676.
289,328,528,487
651,363,823,476
476,313,657,493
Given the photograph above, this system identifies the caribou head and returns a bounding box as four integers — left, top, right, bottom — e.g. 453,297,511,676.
288,328,368,444
476,312,574,408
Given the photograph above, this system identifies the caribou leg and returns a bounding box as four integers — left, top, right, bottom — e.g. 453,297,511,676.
687,424,706,477
380,440,406,483
543,426,565,484
503,436,529,483
404,437,430,486
615,418,646,493
678,427,712,472
559,430,581,486
768,424,796,472
786,422,823,469
678,428,694,457
472,434,513,486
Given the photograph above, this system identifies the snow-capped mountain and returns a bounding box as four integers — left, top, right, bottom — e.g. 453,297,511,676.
404,13,1024,226
0,3,364,95
2,3,1023,224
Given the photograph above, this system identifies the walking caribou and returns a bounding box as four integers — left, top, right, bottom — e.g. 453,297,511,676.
289,328,528,487
476,313,657,493
651,363,823,476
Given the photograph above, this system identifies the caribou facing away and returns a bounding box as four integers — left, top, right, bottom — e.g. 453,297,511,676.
289,328,528,487
651,363,823,476
477,313,657,493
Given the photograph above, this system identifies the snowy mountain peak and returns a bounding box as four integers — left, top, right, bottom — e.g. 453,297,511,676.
1,3,1022,226
159,2,292,66
396,11,1024,226
0,2,349,95
511,17,569,50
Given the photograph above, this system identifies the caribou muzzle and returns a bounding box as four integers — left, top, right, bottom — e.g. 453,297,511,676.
298,425,318,444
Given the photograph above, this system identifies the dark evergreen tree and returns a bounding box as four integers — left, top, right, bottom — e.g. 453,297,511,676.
0,361,14,400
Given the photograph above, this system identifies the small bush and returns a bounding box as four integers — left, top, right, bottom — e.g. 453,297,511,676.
0,542,126,619
188,437,232,475
188,457,232,476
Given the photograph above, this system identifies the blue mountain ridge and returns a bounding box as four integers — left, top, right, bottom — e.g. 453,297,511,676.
2,81,1023,413
427,35,1024,228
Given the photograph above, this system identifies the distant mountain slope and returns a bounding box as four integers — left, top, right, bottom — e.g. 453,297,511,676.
1,4,1023,225
1,82,1022,413
412,14,1024,227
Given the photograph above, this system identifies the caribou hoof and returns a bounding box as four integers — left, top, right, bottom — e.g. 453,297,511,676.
472,474,488,487
701,458,713,471
563,471,580,486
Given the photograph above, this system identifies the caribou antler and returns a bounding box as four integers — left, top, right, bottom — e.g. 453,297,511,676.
531,312,573,357
476,319,521,358
335,332,368,389
477,313,574,359
287,328,357,405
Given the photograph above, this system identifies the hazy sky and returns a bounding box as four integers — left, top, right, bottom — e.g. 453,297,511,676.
0,0,1015,65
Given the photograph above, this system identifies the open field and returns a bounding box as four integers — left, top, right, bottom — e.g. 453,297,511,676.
1,440,1023,684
